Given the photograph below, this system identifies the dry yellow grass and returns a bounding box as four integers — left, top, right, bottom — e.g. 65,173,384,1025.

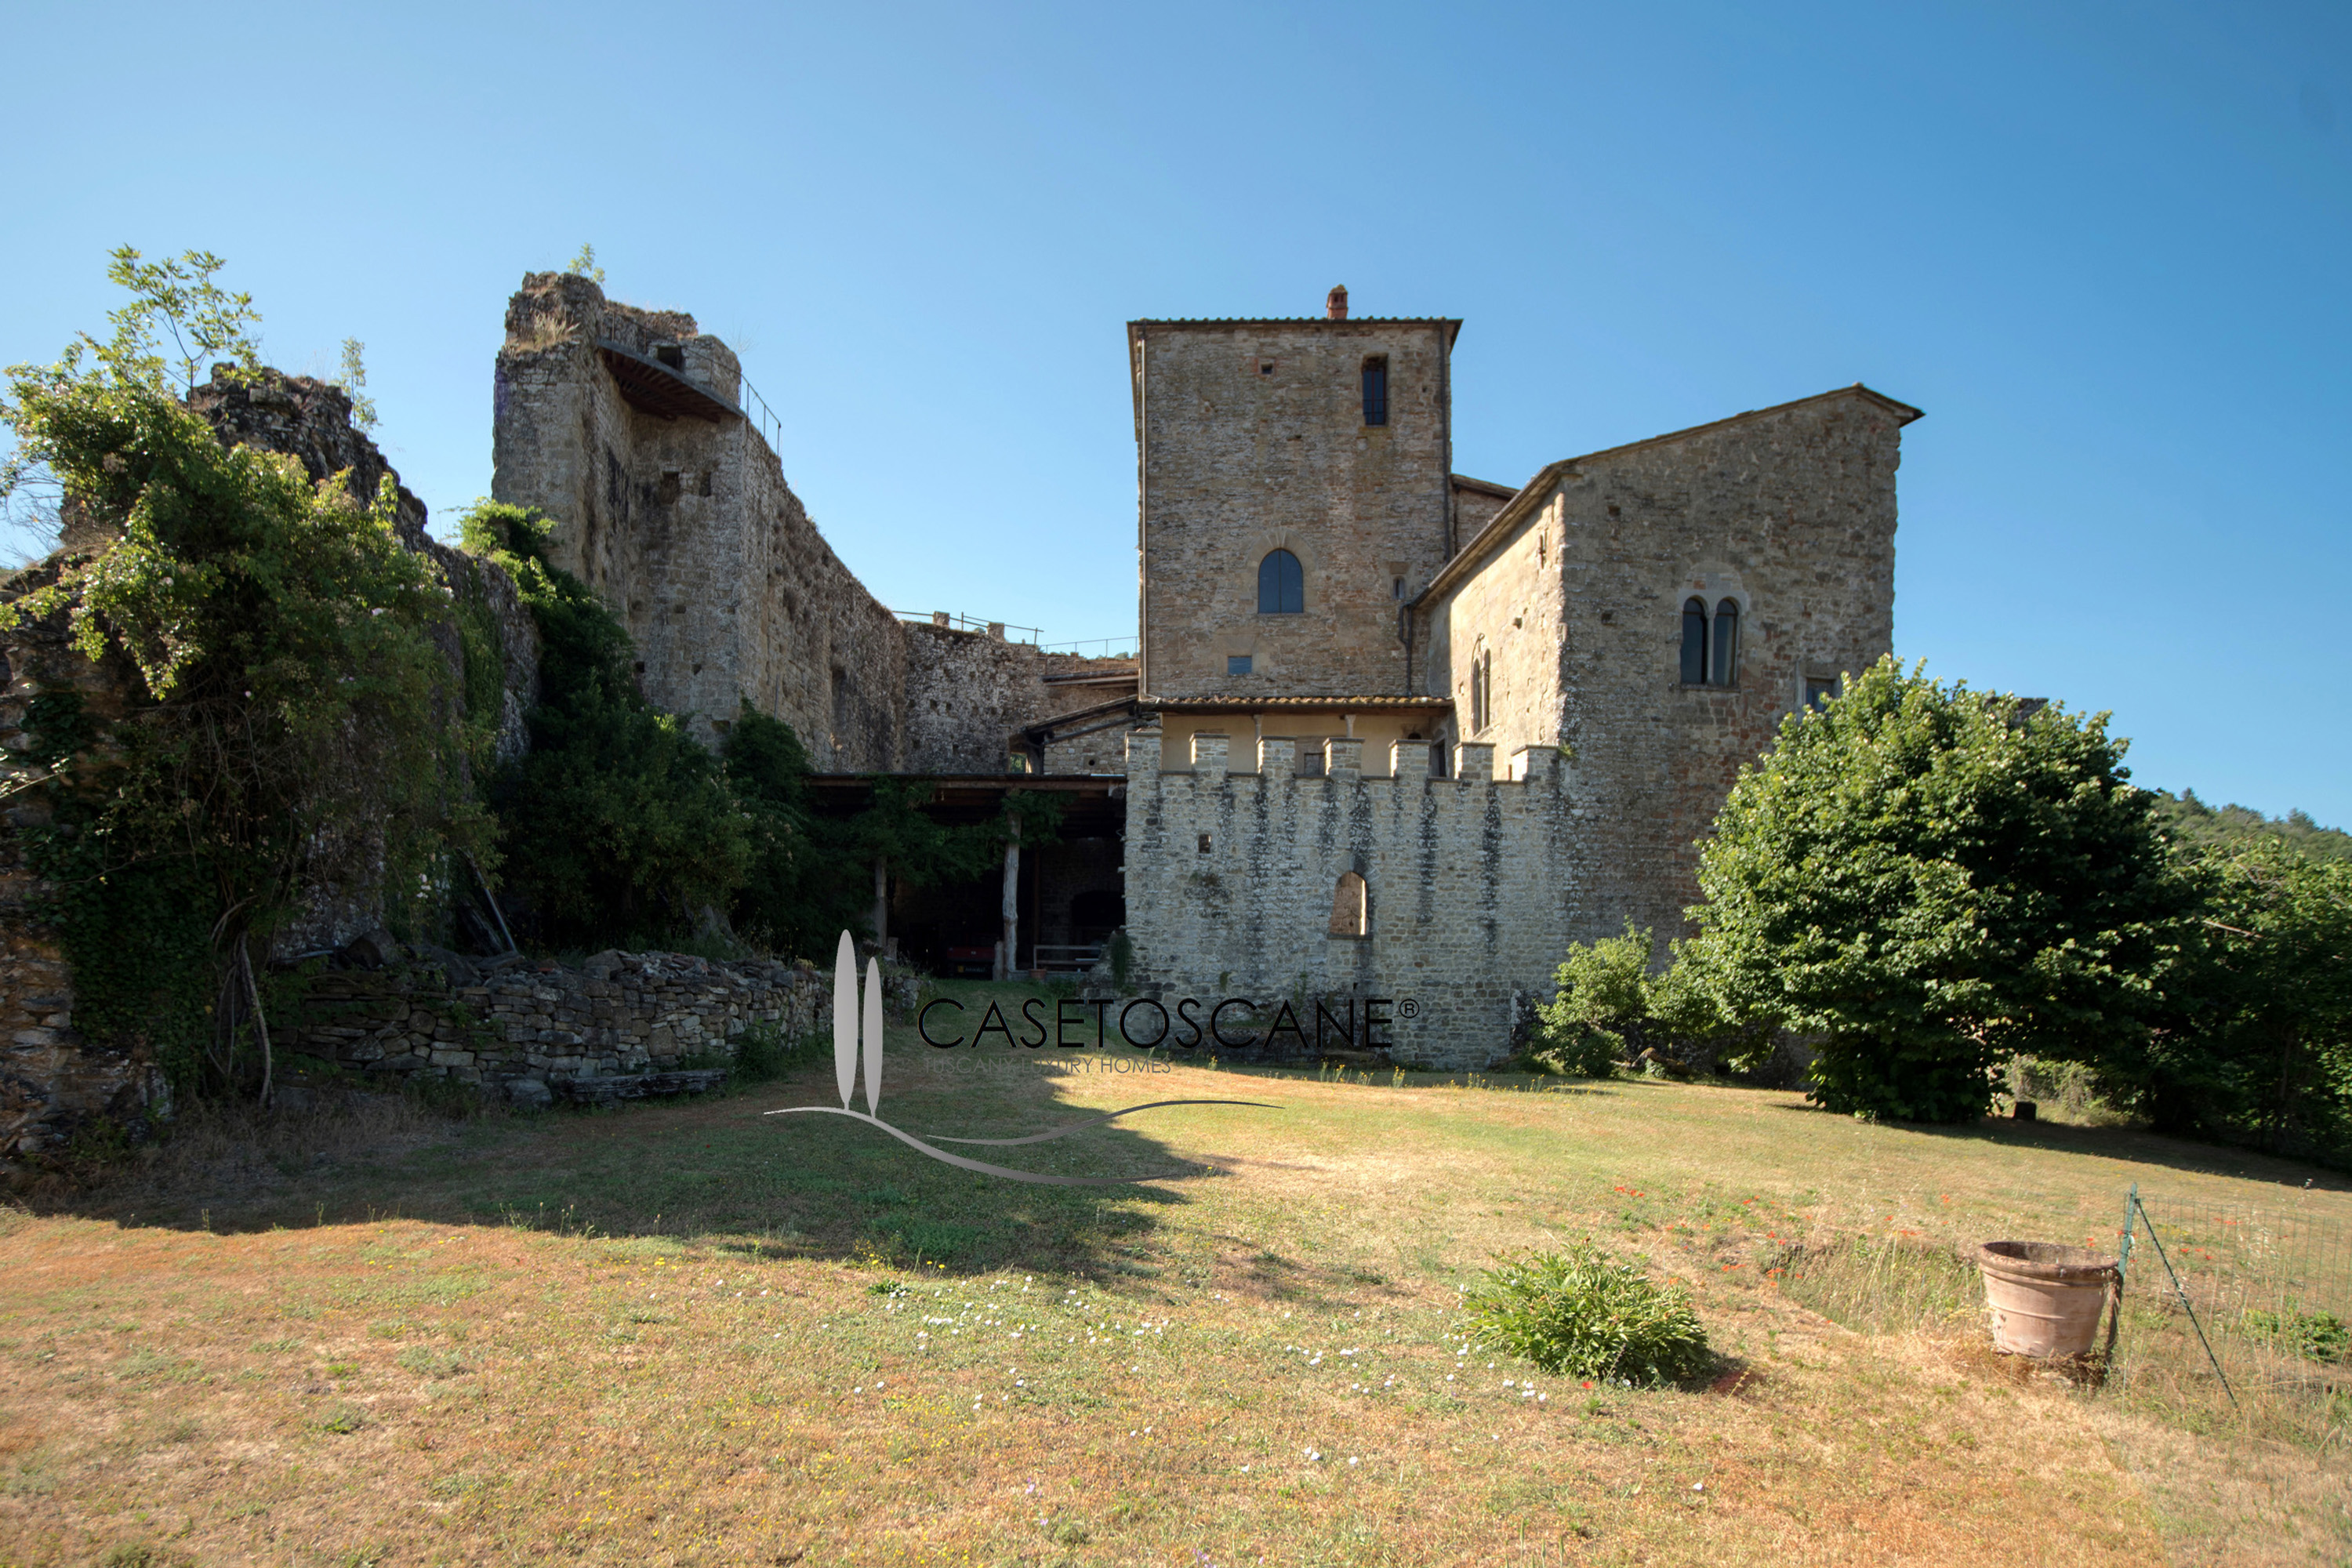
1,1002,2344,1566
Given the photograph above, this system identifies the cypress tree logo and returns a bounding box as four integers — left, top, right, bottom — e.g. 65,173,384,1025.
765,934,1270,1185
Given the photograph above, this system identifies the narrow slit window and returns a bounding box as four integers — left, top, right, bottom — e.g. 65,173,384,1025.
1258,549,1304,614
1680,597,1708,685
1328,872,1368,937
1711,598,1739,686
1361,357,1388,426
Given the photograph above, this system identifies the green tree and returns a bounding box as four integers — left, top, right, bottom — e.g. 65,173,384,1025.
2,249,477,1099
2104,842,2352,1159
460,502,748,947
1532,924,1654,1076
1684,655,2190,1123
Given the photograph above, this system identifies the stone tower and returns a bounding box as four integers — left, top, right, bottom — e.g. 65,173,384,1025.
1127,296,1463,699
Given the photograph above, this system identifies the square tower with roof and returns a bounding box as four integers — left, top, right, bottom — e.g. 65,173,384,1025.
1128,287,1461,706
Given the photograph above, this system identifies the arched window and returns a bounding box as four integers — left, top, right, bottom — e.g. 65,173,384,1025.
1327,871,1368,937
1680,597,1708,684
1469,641,1490,732
1711,598,1739,687
1258,549,1304,615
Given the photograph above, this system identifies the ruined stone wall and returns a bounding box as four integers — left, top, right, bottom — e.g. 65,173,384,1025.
905,623,1138,775
905,624,1047,773
1132,319,1456,699
284,949,829,1107
492,273,906,766
1120,730,1572,1069
0,565,158,1165
0,373,547,1167
190,369,543,770
1424,389,1911,946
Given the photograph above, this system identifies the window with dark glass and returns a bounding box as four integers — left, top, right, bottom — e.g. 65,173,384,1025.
1680,597,1708,684
1711,598,1739,687
1258,549,1304,614
1361,357,1388,426
1227,654,1253,676
1806,677,1838,712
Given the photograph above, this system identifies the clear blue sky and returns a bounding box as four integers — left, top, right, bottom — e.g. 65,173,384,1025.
6,2,2346,824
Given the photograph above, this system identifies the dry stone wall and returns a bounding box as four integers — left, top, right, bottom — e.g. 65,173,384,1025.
285,950,832,1108
1119,729,1572,1069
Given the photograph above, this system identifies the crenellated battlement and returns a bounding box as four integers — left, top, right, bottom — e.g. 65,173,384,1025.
1118,728,1573,1069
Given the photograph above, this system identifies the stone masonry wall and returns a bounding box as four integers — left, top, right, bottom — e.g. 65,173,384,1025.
1424,388,1911,947
492,274,906,766
1120,729,1572,1070
906,622,1137,775
284,949,833,1107
1132,319,1456,700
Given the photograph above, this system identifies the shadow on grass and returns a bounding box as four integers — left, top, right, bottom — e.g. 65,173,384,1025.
1761,1098,2351,1192
34,997,1272,1280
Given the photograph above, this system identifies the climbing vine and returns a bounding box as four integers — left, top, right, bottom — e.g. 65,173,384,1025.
0,249,488,1100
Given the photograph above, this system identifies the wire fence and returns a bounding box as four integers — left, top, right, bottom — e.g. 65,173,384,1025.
1774,1184,2349,1450
2117,1186,2350,1444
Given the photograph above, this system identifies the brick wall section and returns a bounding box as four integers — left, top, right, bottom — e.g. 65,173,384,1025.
284,951,834,1107
1422,389,1912,946
1131,319,1457,699
1119,730,1573,1069
491,274,907,766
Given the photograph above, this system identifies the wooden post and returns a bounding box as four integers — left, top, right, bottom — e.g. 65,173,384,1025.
872,857,888,955
1000,839,1021,980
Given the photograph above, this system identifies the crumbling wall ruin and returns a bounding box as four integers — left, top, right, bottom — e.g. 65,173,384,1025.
492,273,909,767
283,949,832,1108
0,370,543,1171
904,622,1137,775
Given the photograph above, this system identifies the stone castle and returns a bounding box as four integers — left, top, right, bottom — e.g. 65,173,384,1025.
491,276,1919,1066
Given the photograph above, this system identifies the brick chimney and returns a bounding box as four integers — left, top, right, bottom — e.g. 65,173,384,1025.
1326,285,1348,321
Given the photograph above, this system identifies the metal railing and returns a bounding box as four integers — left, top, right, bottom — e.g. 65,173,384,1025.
1041,636,1139,659
893,610,1044,644
735,371,790,466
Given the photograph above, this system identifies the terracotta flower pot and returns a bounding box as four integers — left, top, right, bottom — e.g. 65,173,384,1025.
1978,1241,2117,1359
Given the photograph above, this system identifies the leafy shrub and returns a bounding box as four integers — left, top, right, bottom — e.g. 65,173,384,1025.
1463,1243,1710,1385
2242,1308,2348,1366
730,1022,822,1084
463,503,750,949
1530,925,1653,1076
3,252,488,1100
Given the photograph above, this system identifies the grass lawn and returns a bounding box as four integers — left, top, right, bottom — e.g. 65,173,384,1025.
2,982,2346,1566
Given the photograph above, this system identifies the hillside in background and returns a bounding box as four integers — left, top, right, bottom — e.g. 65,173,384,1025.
2151,789,2352,862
